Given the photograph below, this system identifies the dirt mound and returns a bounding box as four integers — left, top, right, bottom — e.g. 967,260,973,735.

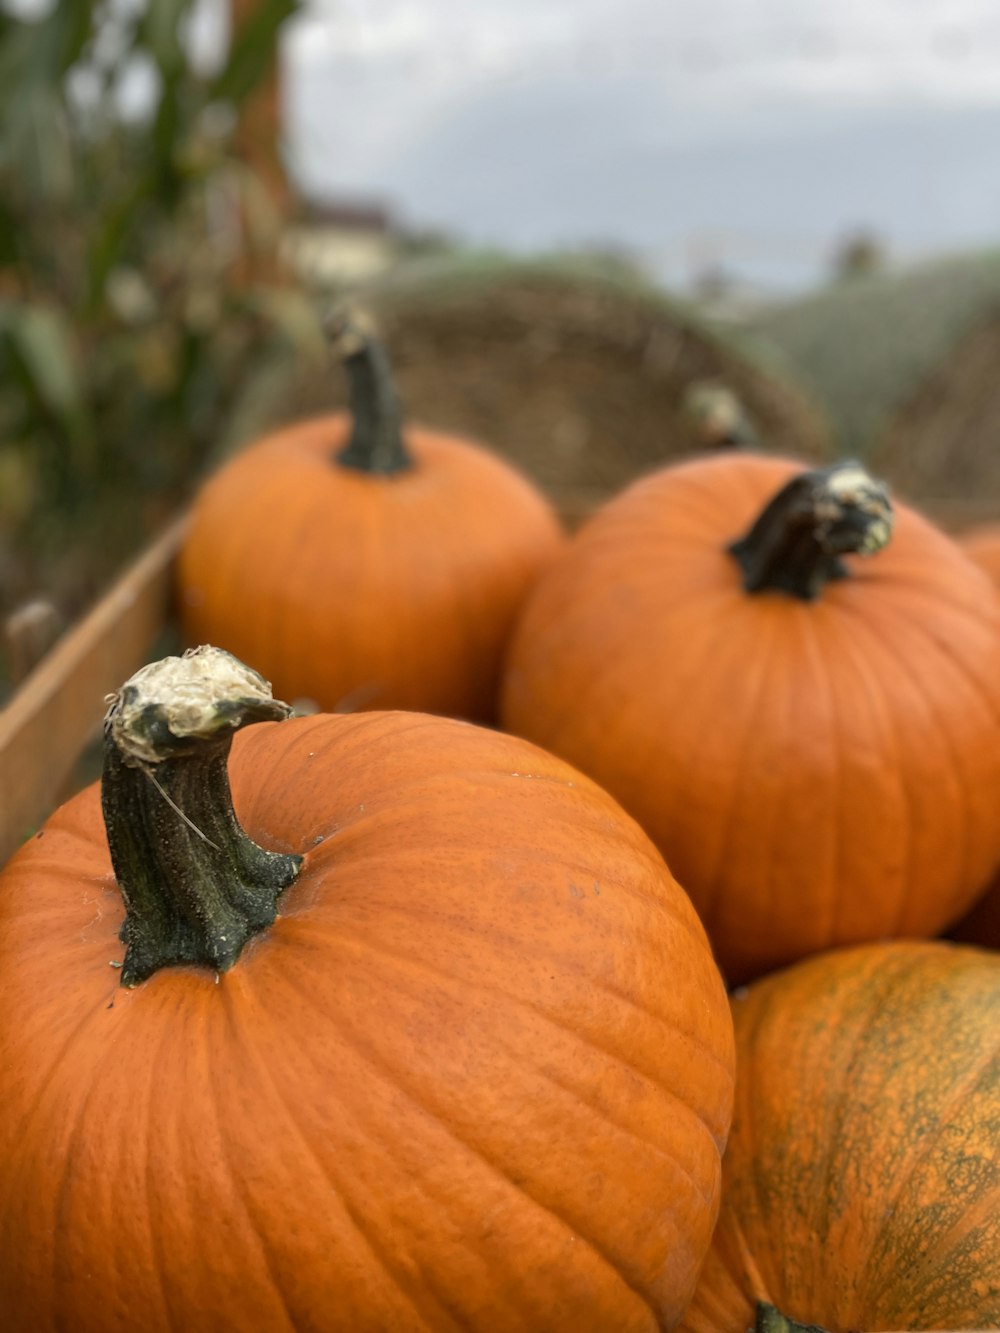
284,256,831,522
757,249,1000,527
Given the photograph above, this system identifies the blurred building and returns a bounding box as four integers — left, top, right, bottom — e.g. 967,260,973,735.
281,199,401,287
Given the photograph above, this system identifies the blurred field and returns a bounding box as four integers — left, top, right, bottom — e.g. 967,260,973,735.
755,250,1000,523
3,2,1000,702
279,253,831,521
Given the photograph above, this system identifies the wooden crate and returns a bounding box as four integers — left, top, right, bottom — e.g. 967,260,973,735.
0,486,599,868
0,517,186,866
0,484,992,870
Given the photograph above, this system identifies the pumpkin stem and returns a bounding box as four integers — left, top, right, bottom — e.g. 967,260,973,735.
326,306,413,475
682,380,755,450
754,1303,830,1333
101,646,303,987
729,461,893,601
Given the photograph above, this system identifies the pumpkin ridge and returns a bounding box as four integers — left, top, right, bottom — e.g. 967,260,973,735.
295,914,730,1165
141,1009,204,1333
852,1024,1000,1311
734,959,881,1317
216,972,450,1333
789,606,841,951
814,603,913,942
211,984,310,1333
517,1044,721,1216
836,597,976,924
272,501,347,703
1,978,113,1155
543,582,744,824
525,566,728,756
269,957,662,1328
297,837,714,943
800,951,908,1319
46,991,164,1331
864,572,1000,653
730,1211,774,1315
729,641,794,979
574,971,736,1094
697,610,785,933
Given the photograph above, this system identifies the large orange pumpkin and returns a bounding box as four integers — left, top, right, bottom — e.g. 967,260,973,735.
679,940,1000,1333
960,523,1000,588
178,316,564,721
501,453,1000,983
0,647,734,1332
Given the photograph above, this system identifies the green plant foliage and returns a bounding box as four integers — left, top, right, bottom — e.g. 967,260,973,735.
0,0,320,630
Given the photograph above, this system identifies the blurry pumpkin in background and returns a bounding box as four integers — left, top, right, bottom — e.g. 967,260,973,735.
178,312,564,722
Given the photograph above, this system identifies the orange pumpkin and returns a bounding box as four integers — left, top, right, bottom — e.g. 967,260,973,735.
502,453,1000,983
960,524,1000,588
0,647,734,1332
178,316,564,721
679,940,1000,1333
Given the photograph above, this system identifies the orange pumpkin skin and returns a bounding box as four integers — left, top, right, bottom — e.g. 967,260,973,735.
501,453,1000,983
0,711,733,1332
178,419,564,720
679,941,1000,1333
960,525,1000,588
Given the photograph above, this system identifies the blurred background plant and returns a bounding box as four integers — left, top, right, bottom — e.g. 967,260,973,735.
0,0,323,631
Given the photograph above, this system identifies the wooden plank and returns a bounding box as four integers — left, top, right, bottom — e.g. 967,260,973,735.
0,516,187,866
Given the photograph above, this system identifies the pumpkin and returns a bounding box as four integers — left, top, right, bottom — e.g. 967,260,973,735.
679,940,1000,1333
501,453,1000,983
960,524,1000,588
0,646,734,1332
177,314,564,721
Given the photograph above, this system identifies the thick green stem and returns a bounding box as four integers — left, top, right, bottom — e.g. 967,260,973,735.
101,646,302,987
729,461,893,601
327,307,412,475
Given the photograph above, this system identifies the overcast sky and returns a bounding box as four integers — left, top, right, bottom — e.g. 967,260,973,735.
279,0,1000,290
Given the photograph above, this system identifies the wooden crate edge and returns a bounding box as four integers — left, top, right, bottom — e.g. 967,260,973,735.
0,515,187,866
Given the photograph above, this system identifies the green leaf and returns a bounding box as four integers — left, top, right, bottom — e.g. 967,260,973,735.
85,175,155,310
1,302,94,453
210,0,299,107
138,0,192,75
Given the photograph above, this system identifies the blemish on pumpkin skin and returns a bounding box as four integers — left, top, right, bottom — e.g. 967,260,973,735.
512,767,576,783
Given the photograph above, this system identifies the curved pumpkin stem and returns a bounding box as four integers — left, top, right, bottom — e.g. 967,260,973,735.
102,646,302,987
729,461,893,601
326,306,413,475
682,380,756,450
755,1303,831,1333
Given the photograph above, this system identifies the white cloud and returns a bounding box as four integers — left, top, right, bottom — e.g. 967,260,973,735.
281,0,1000,286
288,0,1000,96
285,0,1000,186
